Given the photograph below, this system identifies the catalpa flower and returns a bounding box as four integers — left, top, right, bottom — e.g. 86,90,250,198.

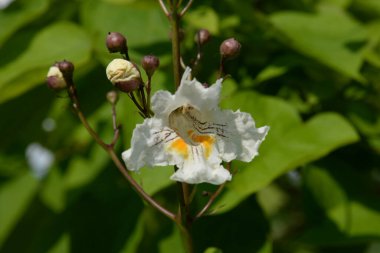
122,68,269,185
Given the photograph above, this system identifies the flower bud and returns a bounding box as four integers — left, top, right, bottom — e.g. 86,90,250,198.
142,55,160,77
106,90,119,104
106,32,128,54
106,58,141,93
220,38,241,59
57,60,74,77
195,29,211,45
46,65,66,90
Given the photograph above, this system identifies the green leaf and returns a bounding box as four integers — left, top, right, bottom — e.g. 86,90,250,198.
0,0,49,46
0,21,92,104
269,8,367,81
0,173,39,247
132,166,174,196
184,6,220,34
80,0,168,65
193,196,270,253
215,92,359,213
300,164,380,245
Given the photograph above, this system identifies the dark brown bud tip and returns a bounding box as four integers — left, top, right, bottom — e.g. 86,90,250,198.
115,79,141,93
196,29,211,45
142,55,160,77
220,38,241,59
57,60,74,77
106,32,128,54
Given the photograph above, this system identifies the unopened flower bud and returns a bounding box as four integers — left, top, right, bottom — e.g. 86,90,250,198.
106,90,119,104
57,60,74,75
220,38,241,59
195,29,211,45
46,65,66,90
106,58,141,93
106,32,128,54
142,55,160,77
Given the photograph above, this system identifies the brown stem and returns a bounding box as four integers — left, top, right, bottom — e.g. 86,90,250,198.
170,4,182,89
64,77,176,222
158,0,169,17
195,183,225,219
195,162,231,219
179,0,194,17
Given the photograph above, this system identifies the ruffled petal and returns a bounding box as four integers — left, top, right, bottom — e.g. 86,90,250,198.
170,143,231,185
175,67,222,112
215,109,269,162
122,118,177,171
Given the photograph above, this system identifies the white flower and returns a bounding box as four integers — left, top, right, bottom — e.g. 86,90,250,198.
122,68,269,185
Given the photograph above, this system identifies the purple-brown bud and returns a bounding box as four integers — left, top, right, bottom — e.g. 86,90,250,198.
195,29,211,46
106,32,128,54
57,60,74,77
220,38,241,59
46,65,66,90
142,55,160,77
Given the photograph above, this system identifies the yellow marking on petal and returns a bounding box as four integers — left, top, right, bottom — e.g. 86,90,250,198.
190,134,215,159
169,138,189,159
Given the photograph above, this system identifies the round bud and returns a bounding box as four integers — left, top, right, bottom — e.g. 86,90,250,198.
142,55,160,77
106,32,128,54
57,60,74,77
106,58,141,93
106,90,119,104
195,29,211,45
220,38,241,59
46,65,66,90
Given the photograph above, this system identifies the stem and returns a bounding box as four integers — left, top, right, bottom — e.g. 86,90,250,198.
64,77,176,222
170,1,182,89
195,162,231,219
179,0,194,17
177,223,194,253
195,183,225,219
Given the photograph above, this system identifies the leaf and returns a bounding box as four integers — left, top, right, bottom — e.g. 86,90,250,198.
184,6,220,34
214,92,359,213
300,164,380,245
193,196,270,253
132,166,174,196
0,0,49,46
269,8,367,81
80,0,168,65
0,21,92,104
0,173,39,247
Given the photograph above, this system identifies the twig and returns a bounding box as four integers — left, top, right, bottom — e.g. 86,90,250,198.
180,0,194,17
158,0,169,17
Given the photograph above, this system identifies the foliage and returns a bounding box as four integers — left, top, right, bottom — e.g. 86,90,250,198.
1,0,380,252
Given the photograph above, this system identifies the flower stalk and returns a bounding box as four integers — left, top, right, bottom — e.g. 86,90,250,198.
57,61,176,222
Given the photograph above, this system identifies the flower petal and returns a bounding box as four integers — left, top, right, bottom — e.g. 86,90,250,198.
216,110,269,162
170,143,231,185
122,118,177,171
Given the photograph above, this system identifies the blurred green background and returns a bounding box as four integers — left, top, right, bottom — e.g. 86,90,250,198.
1,0,380,252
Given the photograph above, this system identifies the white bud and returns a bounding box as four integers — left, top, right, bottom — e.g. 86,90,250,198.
106,59,140,84
46,66,66,90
